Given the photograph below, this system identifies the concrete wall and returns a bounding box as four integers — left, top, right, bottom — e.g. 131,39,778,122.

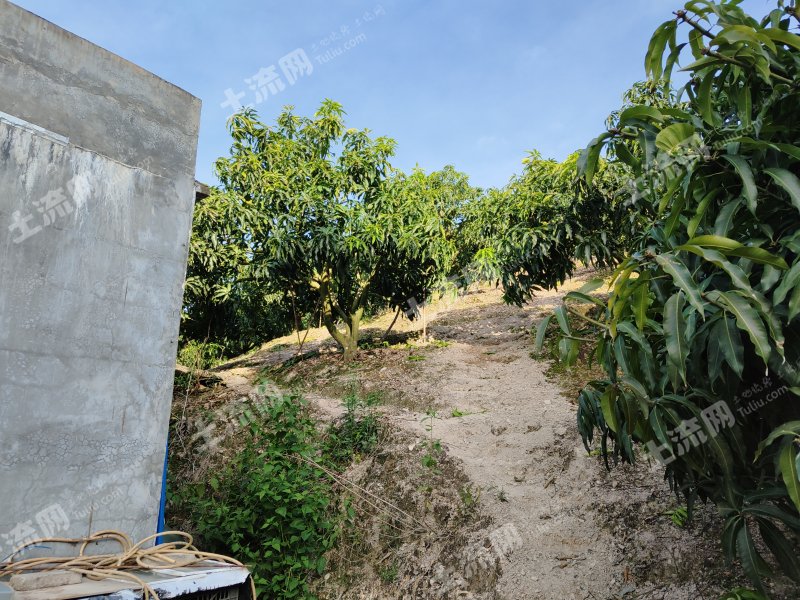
0,0,200,556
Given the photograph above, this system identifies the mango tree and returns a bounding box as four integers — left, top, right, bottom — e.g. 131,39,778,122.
555,1,800,591
459,152,628,305
182,189,292,355
215,101,453,360
372,167,467,320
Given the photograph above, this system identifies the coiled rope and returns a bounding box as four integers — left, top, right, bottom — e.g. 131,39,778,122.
0,530,256,599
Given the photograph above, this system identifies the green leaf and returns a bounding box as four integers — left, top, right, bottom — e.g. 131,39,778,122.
614,141,641,174
633,278,650,331
764,168,800,214
736,525,769,594
773,143,800,162
755,421,800,459
685,236,788,268
789,285,800,322
779,443,800,514
677,247,782,353
760,264,781,292
578,277,606,294
681,56,725,72
664,292,689,389
564,291,606,307
712,315,744,377
554,305,571,335
534,314,553,352
613,335,633,376
655,123,697,153
737,85,752,130
705,419,736,479
773,261,800,305
619,376,650,403
687,234,742,252
758,519,800,582
708,325,725,382
617,320,651,349
578,134,610,184
796,452,800,486
721,515,743,562
745,503,800,530
688,189,715,238
600,387,620,433
664,194,686,237
658,176,685,215
678,245,750,291
763,27,800,52
560,337,580,366
646,21,677,80
663,42,686,85
649,405,673,450
722,155,758,214
727,246,788,269
696,71,716,126
715,25,776,52
707,291,772,362
618,388,639,435
688,27,705,59
619,105,665,123
655,254,706,316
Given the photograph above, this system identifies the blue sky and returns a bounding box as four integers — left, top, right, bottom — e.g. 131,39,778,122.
14,0,773,189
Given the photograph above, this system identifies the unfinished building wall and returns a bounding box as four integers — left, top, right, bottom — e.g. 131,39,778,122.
0,0,200,555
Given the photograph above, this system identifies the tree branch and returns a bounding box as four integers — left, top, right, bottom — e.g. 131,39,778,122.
320,274,349,323
322,308,348,348
565,305,609,330
381,306,402,342
675,10,714,39
350,257,384,314
787,4,800,26
703,50,794,85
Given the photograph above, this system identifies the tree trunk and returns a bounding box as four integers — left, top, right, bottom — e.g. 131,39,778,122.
421,302,428,342
322,307,363,362
342,337,357,361
342,308,363,362
291,291,302,348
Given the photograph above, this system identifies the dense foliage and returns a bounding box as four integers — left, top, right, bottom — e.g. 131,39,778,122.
457,152,629,304
169,395,336,598
182,101,469,360
181,188,295,357
168,391,382,598
546,1,800,592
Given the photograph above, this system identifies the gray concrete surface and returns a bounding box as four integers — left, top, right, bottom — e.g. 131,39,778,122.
0,0,200,557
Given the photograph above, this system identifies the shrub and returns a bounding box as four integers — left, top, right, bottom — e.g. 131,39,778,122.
322,389,382,468
168,395,337,598
176,339,227,371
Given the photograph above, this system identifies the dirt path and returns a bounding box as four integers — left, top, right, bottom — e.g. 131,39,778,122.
207,279,744,599
396,291,622,599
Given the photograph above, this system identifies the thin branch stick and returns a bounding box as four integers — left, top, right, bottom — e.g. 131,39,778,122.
565,305,609,330
381,306,402,342
675,11,714,39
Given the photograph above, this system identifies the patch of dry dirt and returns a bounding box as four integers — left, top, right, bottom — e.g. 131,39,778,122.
311,428,501,600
